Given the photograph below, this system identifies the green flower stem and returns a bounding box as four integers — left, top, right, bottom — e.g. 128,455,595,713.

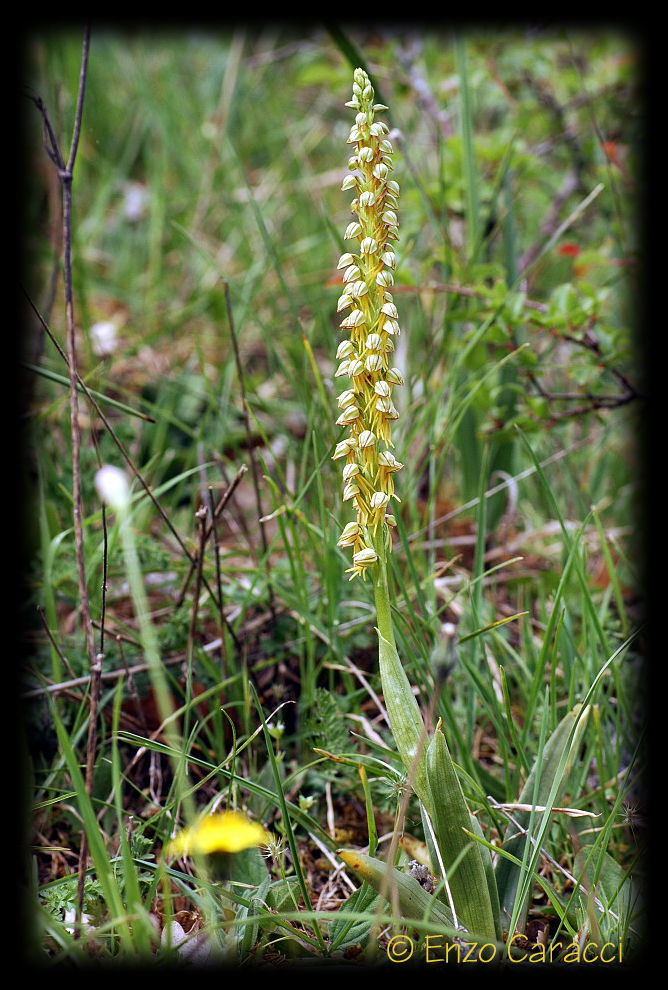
371,527,432,813
370,528,395,651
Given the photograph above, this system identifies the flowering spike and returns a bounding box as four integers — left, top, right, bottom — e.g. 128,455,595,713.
332,68,405,580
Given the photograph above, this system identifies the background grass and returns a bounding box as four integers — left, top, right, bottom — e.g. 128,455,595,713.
21,26,645,966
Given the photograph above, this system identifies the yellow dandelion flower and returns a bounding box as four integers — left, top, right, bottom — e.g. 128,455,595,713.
166,810,271,858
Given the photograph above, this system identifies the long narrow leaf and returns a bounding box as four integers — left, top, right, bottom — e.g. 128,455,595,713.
495,702,590,932
425,723,497,940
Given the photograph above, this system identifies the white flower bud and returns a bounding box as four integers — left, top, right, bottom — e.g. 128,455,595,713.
370,491,390,510
332,438,356,460
342,462,360,482
337,521,361,547
343,480,361,501
337,253,355,269
350,280,368,298
383,318,401,336
352,547,378,566
340,308,366,329
342,264,361,283
378,450,403,471
336,340,354,359
365,353,384,373
337,388,356,409
336,404,360,426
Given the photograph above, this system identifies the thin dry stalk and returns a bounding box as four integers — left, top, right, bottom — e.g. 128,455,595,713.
29,26,97,925
223,280,276,618
206,485,229,679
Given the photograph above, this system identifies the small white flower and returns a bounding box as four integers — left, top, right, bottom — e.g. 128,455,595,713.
123,182,148,222
90,320,118,357
95,465,131,513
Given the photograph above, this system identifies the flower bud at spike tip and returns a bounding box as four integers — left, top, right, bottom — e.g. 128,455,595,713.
331,68,405,579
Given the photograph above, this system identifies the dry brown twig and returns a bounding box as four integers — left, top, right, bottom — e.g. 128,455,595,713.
28,26,97,926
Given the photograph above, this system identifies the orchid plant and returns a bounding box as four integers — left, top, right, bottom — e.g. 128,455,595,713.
332,68,593,955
